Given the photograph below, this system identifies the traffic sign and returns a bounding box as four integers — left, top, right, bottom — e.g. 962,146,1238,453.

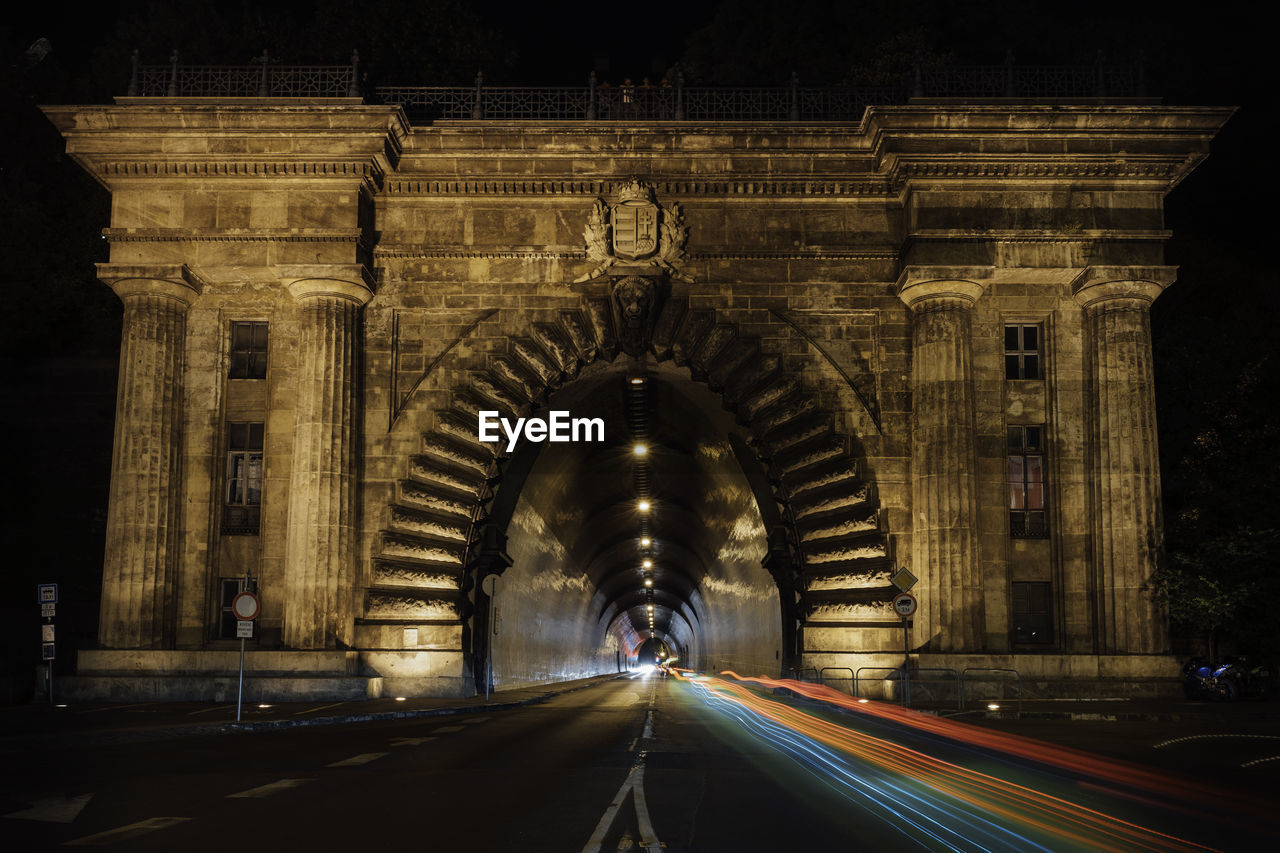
41,643,55,661
236,620,254,639
37,584,58,605
890,568,917,593
892,592,918,618
41,625,55,643
41,603,55,618
231,591,260,621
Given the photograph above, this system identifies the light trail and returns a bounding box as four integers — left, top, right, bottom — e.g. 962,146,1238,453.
673,669,1224,853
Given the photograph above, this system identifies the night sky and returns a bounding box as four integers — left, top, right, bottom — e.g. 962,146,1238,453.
1,1,1274,693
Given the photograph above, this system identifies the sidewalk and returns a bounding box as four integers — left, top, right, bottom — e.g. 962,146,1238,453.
0,673,625,754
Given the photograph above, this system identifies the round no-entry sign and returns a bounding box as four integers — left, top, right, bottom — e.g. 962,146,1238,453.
892,592,917,618
231,591,260,621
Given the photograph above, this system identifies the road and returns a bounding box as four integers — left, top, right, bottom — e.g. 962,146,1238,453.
1,671,1275,851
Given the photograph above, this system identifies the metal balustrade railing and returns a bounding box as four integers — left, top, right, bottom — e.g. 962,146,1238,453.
123,51,1148,121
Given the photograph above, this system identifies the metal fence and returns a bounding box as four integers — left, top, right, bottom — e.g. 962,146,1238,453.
124,53,1147,121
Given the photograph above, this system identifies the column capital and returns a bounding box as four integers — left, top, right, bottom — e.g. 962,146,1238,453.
280,264,375,306
1071,265,1177,309
97,263,206,306
895,265,993,311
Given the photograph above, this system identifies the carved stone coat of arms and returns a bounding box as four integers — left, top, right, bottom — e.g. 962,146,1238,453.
575,179,691,283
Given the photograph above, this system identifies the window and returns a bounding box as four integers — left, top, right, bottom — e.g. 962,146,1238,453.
229,321,269,379
1012,581,1054,645
223,422,263,535
218,578,243,639
1008,425,1047,537
1004,323,1042,379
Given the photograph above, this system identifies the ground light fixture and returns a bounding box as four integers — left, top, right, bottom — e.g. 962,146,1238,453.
638,500,650,512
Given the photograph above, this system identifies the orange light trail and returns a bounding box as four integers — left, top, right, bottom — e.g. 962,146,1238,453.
673,669,1224,853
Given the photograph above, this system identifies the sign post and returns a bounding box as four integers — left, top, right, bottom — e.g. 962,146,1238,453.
231,574,259,722
890,568,918,708
37,584,58,705
481,574,500,703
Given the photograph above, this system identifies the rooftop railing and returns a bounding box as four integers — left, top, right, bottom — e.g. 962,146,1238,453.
125,50,1148,122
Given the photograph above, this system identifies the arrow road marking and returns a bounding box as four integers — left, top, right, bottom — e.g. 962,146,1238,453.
327,752,388,767
3,793,93,823
581,754,663,853
227,779,314,798
63,817,190,846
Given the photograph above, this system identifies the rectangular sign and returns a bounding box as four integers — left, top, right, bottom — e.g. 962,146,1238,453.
236,620,254,639
41,603,56,618
41,643,55,661
37,584,58,605
41,624,55,643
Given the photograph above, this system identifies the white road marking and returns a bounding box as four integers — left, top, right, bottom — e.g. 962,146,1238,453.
226,778,314,798
75,703,146,715
461,716,491,724
580,760,663,853
3,793,93,823
1154,733,1280,749
1242,755,1280,768
295,702,344,716
389,737,436,747
63,817,190,846
186,704,234,716
641,710,654,740
327,752,388,767
431,725,465,733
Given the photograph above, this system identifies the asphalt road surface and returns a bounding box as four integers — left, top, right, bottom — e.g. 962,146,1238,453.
1,671,1274,851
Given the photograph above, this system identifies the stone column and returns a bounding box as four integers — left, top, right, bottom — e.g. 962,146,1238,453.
97,265,201,648
283,274,372,649
898,267,989,652
1074,266,1175,654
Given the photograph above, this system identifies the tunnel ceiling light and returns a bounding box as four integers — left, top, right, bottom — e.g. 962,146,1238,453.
647,604,653,610
638,500,650,512
633,443,648,456
640,537,651,547
642,559,652,568
644,579,653,587
630,377,645,385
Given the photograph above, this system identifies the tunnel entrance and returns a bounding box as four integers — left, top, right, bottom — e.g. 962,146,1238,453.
480,361,783,690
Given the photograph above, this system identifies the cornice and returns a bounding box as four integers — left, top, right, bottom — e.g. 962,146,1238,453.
382,178,894,197
95,160,382,179
372,246,898,261
103,228,363,243
891,158,1183,186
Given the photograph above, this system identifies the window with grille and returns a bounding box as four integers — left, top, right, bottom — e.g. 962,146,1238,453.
223,422,263,535
1008,424,1047,538
1012,581,1054,645
1004,323,1042,379
229,322,269,379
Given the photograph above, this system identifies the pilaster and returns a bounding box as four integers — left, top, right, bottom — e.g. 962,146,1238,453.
97,264,202,648
281,269,372,649
1073,266,1176,654
898,266,990,652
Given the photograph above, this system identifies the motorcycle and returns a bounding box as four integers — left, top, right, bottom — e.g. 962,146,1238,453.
1182,657,1273,701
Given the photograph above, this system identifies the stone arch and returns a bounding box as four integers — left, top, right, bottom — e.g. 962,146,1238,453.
366,284,894,675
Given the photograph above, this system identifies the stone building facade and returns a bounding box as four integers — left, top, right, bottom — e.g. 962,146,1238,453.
44,99,1231,699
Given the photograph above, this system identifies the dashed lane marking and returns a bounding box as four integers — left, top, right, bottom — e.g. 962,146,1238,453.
461,716,491,724
74,703,147,715
1242,755,1280,768
1154,734,1280,749
227,779,314,798
389,737,436,747
327,752,389,767
3,794,93,823
62,817,190,846
295,702,345,716
187,704,235,716
431,725,465,733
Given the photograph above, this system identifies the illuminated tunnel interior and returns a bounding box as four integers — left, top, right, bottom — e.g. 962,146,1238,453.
485,360,783,689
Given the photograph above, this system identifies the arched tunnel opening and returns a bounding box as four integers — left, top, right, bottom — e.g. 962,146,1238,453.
478,359,785,690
